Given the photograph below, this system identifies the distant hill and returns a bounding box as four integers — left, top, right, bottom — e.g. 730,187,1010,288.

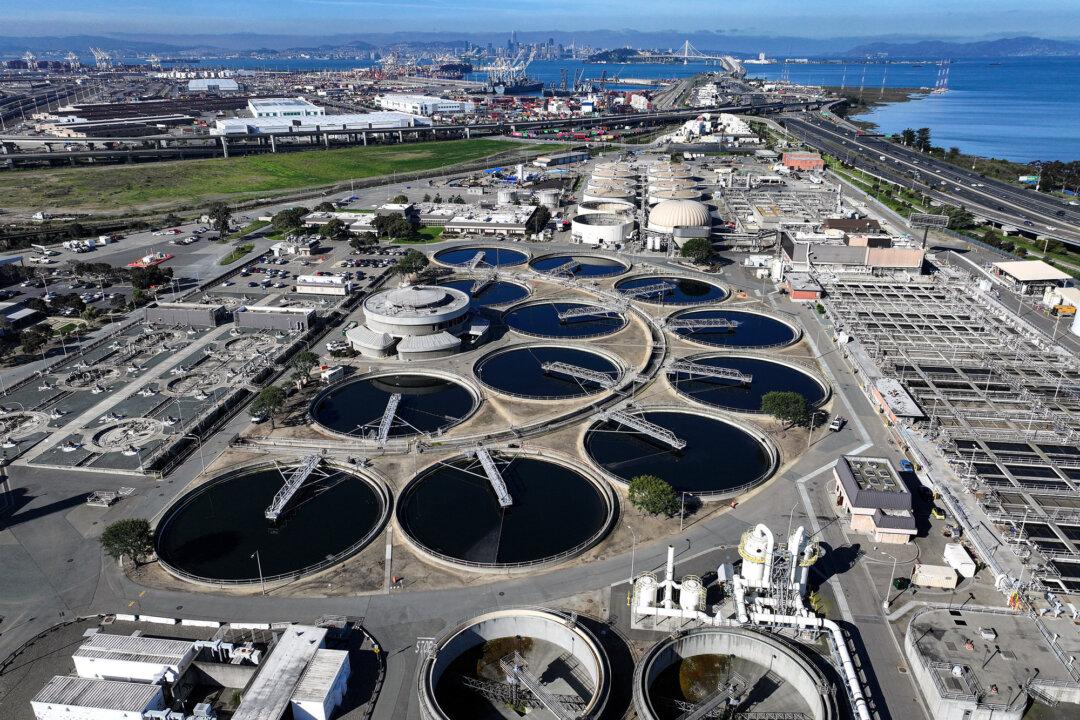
587,48,644,63
840,36,1080,58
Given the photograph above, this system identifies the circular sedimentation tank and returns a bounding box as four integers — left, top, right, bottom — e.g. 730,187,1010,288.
310,374,476,440
616,275,727,305
436,277,530,307
669,356,828,413
670,309,800,348
398,454,613,569
474,345,621,399
418,608,611,720
504,300,626,339
434,246,529,268
634,627,836,720
155,463,388,583
530,254,628,278
585,410,775,497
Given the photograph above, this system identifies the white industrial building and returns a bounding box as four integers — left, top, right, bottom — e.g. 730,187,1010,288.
348,284,488,360
247,97,324,118
290,649,351,720
295,274,354,297
377,94,474,116
73,633,197,683
187,78,239,93
646,199,712,246
571,212,635,247
212,111,429,136
32,676,165,720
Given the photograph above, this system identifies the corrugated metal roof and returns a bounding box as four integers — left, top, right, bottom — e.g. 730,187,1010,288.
233,625,327,720
32,675,162,711
292,649,349,702
74,633,194,665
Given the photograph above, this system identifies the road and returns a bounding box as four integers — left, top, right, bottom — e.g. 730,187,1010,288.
780,113,1080,246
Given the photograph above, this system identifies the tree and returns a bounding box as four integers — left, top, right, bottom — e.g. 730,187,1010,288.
422,193,431,202
526,205,552,234
391,194,409,203
946,146,961,161
291,350,319,377
320,218,350,241
314,201,337,212
99,518,154,565
680,237,712,264
944,205,976,230
628,475,680,517
163,213,183,227
394,249,430,276
350,232,377,252
207,202,232,235
21,325,52,355
915,127,932,152
251,385,287,429
432,194,442,204
899,128,917,147
761,391,809,428
272,207,308,235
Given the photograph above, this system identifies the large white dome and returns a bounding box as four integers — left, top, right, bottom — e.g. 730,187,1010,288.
649,199,711,229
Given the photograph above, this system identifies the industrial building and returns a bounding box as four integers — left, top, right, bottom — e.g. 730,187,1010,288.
532,151,589,168
646,199,712,245
73,633,197,683
187,78,240,93
144,302,228,328
781,230,924,276
377,94,474,115
347,284,479,360
212,111,429,136
991,259,1073,295
234,305,316,332
571,212,636,247
295,275,354,297
31,676,165,720
832,455,916,543
781,151,825,171
247,97,324,118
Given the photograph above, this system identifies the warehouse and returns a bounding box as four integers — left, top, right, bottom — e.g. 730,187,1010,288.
247,97,324,118
781,151,824,171
144,302,228,328
31,675,165,720
212,111,429,136
533,151,590,168
234,305,316,332
187,78,240,93
295,275,354,297
377,94,474,115
832,455,916,544
73,633,197,683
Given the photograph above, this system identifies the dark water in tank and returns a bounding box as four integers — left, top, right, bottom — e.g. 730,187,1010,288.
585,411,771,493
615,276,727,305
438,278,529,307
311,375,474,438
435,247,529,267
155,467,382,581
673,310,798,348
531,254,627,277
670,356,826,412
475,346,620,398
505,302,625,338
398,456,608,565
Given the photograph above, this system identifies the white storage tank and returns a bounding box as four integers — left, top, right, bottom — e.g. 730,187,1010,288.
679,575,704,612
634,572,659,610
738,525,772,588
497,188,516,204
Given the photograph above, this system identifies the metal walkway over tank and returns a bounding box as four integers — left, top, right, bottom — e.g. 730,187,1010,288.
470,273,495,295
500,652,578,720
619,281,675,299
546,259,580,276
670,359,752,384
599,408,686,450
472,446,513,507
540,361,618,388
265,454,322,521
556,300,626,321
666,317,741,330
376,393,402,445
672,671,751,720
466,251,486,270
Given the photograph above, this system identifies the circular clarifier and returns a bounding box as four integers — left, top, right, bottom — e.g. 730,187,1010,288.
670,309,799,348
310,374,475,439
434,246,529,268
504,301,626,338
475,346,621,399
156,464,386,583
585,411,774,496
530,254,628,277
398,455,612,567
615,276,727,305
436,278,529,307
669,356,827,413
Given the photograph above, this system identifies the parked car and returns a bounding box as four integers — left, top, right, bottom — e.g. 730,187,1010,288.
828,416,846,432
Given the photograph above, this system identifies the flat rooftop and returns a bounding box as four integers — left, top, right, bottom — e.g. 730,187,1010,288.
846,456,903,493
32,675,162,711
874,377,926,419
232,625,328,720
74,633,194,666
992,259,1072,283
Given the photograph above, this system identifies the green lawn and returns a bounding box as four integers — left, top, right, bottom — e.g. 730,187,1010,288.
219,243,255,265
225,219,270,241
393,226,444,244
0,139,524,212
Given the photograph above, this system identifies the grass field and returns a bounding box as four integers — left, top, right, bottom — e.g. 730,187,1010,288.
219,242,254,265
0,139,523,213
393,226,444,244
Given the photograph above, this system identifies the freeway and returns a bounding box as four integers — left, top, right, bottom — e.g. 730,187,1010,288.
780,113,1080,246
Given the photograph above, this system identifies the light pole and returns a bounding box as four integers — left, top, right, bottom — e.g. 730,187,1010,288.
627,524,638,586
679,491,688,532
882,551,900,612
252,549,266,595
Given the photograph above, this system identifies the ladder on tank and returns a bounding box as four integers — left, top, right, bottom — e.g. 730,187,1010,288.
472,446,513,507
669,359,752,385
599,408,686,450
466,251,486,270
540,361,618,388
556,299,627,322
375,393,402,445
500,652,578,720
619,280,675,299
265,454,322,521
546,258,580,276
666,317,741,331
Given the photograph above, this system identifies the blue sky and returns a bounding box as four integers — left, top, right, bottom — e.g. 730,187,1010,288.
3,0,1080,37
